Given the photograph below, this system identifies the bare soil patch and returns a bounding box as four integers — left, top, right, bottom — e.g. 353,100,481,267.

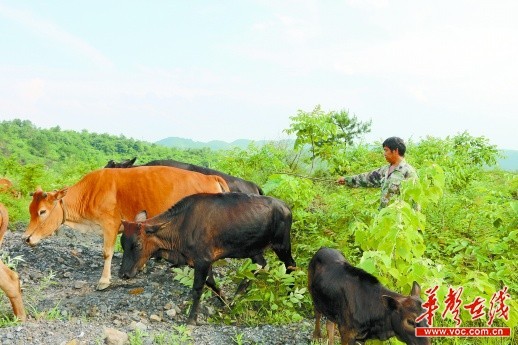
0,226,312,344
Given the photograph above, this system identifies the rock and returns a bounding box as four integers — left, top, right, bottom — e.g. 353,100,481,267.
74,281,87,289
163,302,173,310
129,321,148,332
104,327,129,345
64,339,80,345
165,309,176,318
149,314,161,322
88,305,99,317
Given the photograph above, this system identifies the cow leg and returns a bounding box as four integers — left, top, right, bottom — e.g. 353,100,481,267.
205,267,226,304
336,323,356,345
0,261,26,321
187,263,210,325
312,309,323,340
275,248,297,274
271,233,297,274
235,254,266,296
326,319,335,345
97,226,118,290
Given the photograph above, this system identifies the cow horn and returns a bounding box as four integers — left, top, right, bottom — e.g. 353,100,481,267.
410,281,421,296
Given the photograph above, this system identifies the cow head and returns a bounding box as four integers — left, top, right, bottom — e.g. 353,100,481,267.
383,282,431,345
104,157,137,168
119,211,162,279
23,187,68,246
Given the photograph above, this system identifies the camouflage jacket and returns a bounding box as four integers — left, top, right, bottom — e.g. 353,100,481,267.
345,159,418,209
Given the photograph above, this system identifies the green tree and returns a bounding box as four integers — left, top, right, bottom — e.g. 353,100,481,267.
284,105,371,173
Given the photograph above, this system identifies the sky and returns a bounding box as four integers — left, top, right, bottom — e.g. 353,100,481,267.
1,1,517,150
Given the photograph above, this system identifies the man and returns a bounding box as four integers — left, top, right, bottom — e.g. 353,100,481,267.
337,137,418,210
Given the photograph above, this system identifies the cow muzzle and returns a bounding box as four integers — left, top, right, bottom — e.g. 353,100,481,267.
23,234,40,247
119,271,136,280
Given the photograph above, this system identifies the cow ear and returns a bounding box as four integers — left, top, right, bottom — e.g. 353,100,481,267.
145,225,159,234
30,188,44,197
121,219,130,230
129,157,137,165
55,187,68,200
134,211,147,222
382,295,401,311
410,281,421,297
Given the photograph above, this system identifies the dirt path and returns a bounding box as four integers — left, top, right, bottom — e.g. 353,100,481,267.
0,227,312,344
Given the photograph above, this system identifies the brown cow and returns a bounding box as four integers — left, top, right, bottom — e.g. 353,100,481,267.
0,178,12,195
105,157,263,195
0,203,26,321
23,166,229,290
0,178,21,199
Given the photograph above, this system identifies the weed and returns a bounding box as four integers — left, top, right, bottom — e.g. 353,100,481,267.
0,253,25,270
128,328,148,345
231,331,245,345
153,325,193,345
0,314,22,327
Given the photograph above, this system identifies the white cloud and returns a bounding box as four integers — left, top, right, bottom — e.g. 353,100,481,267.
1,1,517,149
0,3,112,68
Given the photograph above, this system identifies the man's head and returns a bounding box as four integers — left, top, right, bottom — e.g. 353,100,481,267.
382,137,406,156
382,137,406,164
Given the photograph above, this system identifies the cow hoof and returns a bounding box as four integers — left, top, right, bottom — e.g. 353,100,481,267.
96,282,110,291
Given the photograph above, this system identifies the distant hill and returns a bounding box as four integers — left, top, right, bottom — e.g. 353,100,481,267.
499,149,518,172
156,137,518,172
155,137,273,150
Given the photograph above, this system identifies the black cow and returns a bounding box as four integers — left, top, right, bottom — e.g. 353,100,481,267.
119,192,296,325
308,247,431,345
105,157,263,195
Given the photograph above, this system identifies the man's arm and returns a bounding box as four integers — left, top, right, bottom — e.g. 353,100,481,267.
337,166,386,188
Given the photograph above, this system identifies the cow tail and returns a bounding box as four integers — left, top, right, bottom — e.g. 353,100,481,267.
216,176,230,192
0,205,8,247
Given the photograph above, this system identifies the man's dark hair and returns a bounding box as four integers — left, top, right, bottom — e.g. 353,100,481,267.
382,137,406,156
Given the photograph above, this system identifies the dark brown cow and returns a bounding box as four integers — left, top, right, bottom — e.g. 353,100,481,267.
0,203,26,321
308,247,430,345
23,166,229,290
118,192,296,325
105,157,263,195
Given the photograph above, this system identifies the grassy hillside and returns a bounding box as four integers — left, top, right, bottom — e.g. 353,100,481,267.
155,136,273,150
0,120,219,196
0,119,516,341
